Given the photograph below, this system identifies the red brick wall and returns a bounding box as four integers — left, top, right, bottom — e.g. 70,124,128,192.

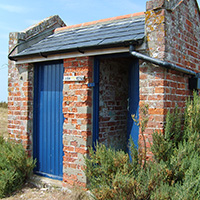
99,57,130,151
8,62,34,155
139,61,165,157
164,0,200,71
62,57,93,187
164,0,200,108
8,32,34,156
145,0,200,111
8,16,66,156
140,0,200,157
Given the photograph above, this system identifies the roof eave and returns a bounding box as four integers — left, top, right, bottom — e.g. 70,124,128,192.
8,39,144,62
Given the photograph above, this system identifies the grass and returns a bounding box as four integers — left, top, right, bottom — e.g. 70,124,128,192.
0,107,8,139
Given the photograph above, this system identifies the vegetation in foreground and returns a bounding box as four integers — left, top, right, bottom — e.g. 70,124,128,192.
0,102,7,109
0,104,8,139
85,92,200,200
0,137,36,198
0,103,90,200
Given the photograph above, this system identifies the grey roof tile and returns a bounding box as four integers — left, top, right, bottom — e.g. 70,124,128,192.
12,15,145,58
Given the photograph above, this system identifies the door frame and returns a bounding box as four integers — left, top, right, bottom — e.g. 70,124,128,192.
92,53,139,150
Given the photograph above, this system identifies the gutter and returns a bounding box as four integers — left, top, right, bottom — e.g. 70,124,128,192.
8,40,143,62
129,45,197,76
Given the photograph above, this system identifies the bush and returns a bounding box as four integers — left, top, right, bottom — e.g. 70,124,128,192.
85,142,136,200
0,137,36,198
85,92,200,200
0,102,7,108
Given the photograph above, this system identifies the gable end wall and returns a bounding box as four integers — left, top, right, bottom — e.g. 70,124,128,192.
139,0,200,157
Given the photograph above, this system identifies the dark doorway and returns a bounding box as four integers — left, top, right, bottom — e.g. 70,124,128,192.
93,55,139,152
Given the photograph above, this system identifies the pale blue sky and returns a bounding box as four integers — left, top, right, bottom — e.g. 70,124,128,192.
0,0,199,102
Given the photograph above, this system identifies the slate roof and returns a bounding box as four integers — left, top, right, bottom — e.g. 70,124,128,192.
10,13,145,60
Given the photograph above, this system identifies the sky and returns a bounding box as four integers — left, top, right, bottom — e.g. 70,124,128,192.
0,0,199,102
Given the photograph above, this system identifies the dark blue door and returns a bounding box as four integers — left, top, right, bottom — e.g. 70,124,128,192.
33,61,64,180
127,59,139,149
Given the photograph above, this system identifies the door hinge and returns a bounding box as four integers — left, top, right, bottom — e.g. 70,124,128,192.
88,83,96,87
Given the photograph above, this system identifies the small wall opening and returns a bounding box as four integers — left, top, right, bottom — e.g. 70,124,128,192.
98,56,135,151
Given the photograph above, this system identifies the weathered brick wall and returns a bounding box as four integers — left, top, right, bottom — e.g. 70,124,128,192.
139,60,189,158
62,57,93,187
164,0,200,71
8,32,34,156
8,62,34,154
140,0,200,157
146,0,200,70
143,2,170,153
164,0,200,109
99,58,130,151
139,61,166,158
145,0,200,112
8,16,66,156
145,5,165,59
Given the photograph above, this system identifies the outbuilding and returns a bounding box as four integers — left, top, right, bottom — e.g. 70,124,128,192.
8,0,200,187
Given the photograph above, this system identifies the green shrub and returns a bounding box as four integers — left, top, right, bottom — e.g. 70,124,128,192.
85,142,135,200
85,92,200,200
0,137,36,198
0,102,8,108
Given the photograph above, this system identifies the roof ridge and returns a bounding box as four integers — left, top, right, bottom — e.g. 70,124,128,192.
54,12,145,34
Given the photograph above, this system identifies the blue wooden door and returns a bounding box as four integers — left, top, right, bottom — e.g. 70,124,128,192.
127,59,139,149
33,61,64,180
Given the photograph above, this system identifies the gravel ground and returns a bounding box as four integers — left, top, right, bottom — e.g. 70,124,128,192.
3,182,91,200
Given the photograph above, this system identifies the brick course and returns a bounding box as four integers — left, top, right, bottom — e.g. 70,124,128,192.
165,0,200,71
140,0,200,157
99,57,130,151
62,57,93,187
8,16,65,156
8,32,34,156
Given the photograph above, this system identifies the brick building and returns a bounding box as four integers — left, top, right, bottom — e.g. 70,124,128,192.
8,0,200,187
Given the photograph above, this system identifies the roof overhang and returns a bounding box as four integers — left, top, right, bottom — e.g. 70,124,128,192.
9,38,144,63
12,44,145,64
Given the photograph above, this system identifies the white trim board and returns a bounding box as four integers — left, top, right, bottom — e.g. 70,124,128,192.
14,44,146,64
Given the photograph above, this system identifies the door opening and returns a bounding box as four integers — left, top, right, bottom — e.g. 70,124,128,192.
93,55,139,152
